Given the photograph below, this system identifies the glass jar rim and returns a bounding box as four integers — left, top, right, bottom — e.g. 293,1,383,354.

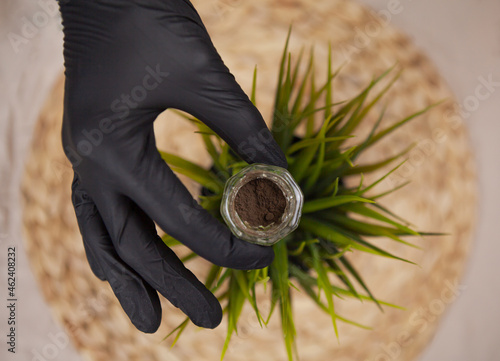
220,163,304,246
229,171,293,236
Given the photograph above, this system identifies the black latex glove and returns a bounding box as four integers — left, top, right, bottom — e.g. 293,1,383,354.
59,0,287,333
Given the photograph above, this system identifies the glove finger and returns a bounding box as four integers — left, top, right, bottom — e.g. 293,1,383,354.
71,174,162,333
114,128,275,271
71,175,107,281
90,188,223,329
155,6,287,168
177,75,288,168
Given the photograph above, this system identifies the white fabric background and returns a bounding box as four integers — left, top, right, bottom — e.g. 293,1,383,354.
0,1,499,360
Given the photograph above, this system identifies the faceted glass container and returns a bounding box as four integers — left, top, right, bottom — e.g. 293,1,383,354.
220,163,304,246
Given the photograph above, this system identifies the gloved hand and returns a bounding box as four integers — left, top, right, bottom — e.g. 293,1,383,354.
59,0,287,333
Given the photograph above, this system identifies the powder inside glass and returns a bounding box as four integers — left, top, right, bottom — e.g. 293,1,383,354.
234,178,286,228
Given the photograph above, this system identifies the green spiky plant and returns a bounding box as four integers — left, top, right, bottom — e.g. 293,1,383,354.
159,31,441,361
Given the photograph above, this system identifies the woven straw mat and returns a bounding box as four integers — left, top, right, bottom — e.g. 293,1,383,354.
21,0,477,360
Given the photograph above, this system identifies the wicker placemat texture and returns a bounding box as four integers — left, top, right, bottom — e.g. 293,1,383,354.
21,0,477,360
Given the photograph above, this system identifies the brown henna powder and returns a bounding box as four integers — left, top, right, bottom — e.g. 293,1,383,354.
234,178,287,228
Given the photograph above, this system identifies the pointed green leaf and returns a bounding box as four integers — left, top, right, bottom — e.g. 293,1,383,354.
345,143,414,175
286,136,352,154
161,234,181,247
339,256,382,311
365,101,445,149
163,318,190,346
251,65,258,105
309,244,339,340
160,151,224,193
302,195,374,214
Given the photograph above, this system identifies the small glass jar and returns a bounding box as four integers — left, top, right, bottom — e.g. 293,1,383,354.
220,163,304,246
